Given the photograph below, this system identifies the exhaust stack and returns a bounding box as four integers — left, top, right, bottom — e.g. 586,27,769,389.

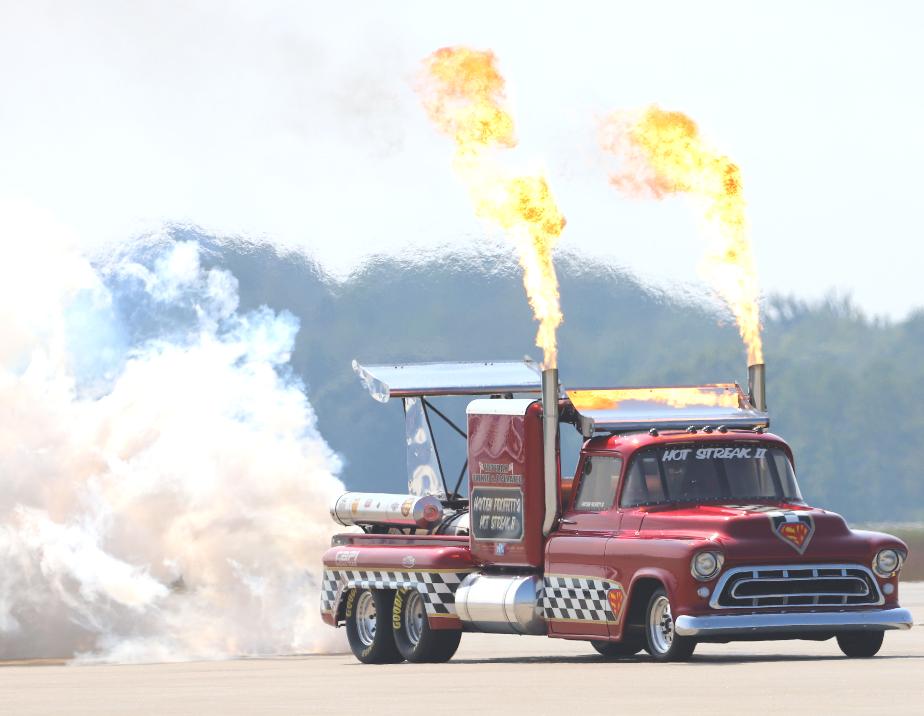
540,368,560,536
748,363,767,412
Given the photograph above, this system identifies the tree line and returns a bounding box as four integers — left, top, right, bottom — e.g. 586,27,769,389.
182,229,923,524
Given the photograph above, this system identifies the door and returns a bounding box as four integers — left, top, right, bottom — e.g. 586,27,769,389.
544,453,623,639
603,449,668,638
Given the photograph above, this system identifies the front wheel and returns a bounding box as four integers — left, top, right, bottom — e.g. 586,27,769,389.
392,588,461,663
644,588,696,662
345,589,403,664
836,631,884,658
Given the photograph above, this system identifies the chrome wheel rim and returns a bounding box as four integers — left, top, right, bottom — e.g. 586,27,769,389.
648,595,674,654
403,590,426,646
355,591,377,646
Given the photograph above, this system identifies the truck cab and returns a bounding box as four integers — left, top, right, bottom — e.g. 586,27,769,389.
547,430,907,659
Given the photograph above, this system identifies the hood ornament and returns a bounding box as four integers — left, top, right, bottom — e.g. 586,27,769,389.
769,511,815,554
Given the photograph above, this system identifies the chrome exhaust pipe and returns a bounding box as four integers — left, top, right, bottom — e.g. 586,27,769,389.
541,368,560,536
748,363,766,412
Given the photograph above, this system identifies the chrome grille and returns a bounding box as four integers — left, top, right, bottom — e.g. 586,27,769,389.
710,564,883,609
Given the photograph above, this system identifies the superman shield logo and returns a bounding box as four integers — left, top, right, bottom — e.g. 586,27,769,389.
769,512,815,554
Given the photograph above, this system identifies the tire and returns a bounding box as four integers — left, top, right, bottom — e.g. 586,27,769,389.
392,587,462,663
836,631,884,658
644,588,696,662
344,588,403,664
591,638,644,658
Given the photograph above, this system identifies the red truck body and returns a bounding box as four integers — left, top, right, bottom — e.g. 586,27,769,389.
322,361,912,662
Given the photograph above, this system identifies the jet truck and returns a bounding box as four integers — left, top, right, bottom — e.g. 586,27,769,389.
321,360,912,663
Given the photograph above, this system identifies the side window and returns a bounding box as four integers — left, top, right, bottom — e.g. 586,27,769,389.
620,453,666,507
573,456,623,512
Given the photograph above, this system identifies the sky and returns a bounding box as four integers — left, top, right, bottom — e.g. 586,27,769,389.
2,0,922,318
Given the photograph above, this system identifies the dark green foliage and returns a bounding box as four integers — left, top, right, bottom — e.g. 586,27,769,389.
180,229,922,523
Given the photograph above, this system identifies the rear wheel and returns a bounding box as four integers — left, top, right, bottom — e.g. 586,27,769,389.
591,638,644,658
345,589,403,664
392,588,461,663
836,631,884,658
644,588,696,662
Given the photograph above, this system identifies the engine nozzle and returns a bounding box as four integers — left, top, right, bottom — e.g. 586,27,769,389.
748,363,766,412
540,368,560,537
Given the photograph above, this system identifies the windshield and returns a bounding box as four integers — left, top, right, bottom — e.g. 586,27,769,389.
620,443,803,507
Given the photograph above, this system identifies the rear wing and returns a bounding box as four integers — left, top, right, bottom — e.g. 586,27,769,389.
566,384,769,435
352,360,541,403
352,359,541,500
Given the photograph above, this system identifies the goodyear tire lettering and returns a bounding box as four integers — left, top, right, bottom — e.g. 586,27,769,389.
345,589,356,618
393,589,404,631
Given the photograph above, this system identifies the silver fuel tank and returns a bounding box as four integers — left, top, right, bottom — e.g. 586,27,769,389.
454,573,546,635
330,492,444,529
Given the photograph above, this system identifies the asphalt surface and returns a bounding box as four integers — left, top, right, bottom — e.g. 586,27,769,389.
2,583,922,716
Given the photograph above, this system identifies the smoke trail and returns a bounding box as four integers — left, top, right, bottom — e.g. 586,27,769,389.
0,220,345,662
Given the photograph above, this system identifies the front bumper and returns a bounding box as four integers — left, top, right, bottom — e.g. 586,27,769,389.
674,607,914,638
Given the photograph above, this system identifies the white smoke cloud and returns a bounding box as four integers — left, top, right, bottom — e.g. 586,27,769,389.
0,215,346,662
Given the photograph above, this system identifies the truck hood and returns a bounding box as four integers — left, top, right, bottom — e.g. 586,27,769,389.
640,503,851,544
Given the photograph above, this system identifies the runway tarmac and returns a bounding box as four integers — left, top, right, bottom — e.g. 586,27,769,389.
2,583,922,715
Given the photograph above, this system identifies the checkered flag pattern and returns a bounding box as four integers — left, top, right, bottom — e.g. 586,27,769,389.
540,575,621,624
321,569,471,617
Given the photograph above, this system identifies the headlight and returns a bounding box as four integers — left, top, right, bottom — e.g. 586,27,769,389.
691,551,724,581
873,549,903,577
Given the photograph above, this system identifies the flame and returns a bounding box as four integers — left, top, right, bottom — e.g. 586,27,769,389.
569,386,741,412
599,106,763,365
418,47,565,369
419,47,516,156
